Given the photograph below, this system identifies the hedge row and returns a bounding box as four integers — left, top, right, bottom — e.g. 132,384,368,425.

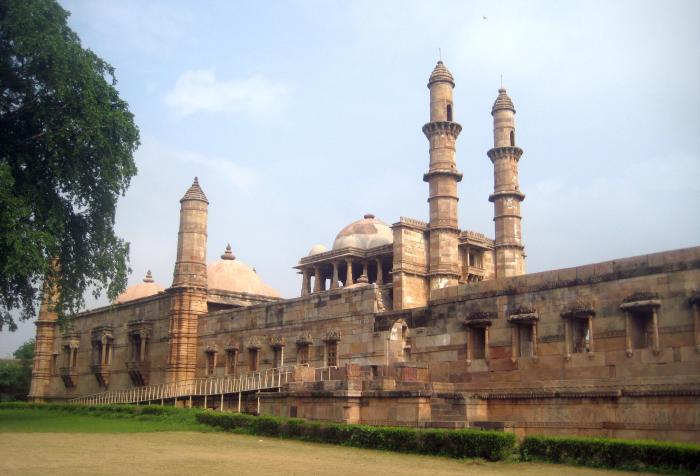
0,401,189,416
520,434,700,474
196,412,515,461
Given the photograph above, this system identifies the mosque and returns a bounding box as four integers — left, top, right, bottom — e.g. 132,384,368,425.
28,61,700,442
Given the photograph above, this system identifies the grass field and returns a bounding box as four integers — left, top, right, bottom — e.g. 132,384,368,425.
0,406,664,476
0,407,211,432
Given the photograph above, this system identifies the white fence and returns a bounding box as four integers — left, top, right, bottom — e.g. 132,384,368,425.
69,365,339,406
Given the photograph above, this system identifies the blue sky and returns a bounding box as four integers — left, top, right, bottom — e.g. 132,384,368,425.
2,0,699,355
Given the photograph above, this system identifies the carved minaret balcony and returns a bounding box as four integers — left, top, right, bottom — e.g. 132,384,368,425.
167,177,209,383
424,61,463,289
488,88,526,278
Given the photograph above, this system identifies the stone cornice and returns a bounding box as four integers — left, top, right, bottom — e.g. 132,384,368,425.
422,121,462,139
296,244,393,268
423,169,463,182
392,216,428,231
489,190,526,203
487,146,523,162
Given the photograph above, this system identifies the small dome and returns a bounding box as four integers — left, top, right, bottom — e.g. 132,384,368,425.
428,60,455,88
332,214,393,251
114,270,165,304
492,88,515,114
308,244,327,256
208,245,280,298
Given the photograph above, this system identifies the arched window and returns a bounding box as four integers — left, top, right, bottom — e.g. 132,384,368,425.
446,104,453,122
510,130,515,146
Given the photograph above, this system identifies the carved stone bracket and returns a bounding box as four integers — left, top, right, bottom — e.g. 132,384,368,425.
269,336,286,348
620,292,661,310
246,336,262,349
507,306,538,322
296,332,313,346
205,344,218,354
464,310,496,327
324,328,341,342
561,298,596,319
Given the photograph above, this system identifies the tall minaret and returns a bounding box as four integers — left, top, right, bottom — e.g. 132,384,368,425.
28,259,59,402
488,88,526,278
423,61,463,289
166,177,209,382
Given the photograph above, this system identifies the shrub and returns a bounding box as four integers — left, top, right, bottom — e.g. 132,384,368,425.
520,434,700,474
194,412,516,461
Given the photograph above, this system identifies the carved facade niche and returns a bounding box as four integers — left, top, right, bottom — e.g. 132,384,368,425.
463,311,496,363
204,344,218,376
90,326,114,388
323,328,341,367
689,291,700,352
620,291,661,356
269,336,286,368
296,332,312,365
224,343,239,375
560,298,596,360
507,306,538,362
246,336,263,372
60,330,81,388
126,320,153,386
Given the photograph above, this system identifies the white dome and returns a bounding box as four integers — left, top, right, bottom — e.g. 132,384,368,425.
332,214,393,250
308,244,327,256
207,245,280,298
114,270,164,304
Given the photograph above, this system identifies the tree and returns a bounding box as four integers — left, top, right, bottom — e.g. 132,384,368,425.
0,0,140,330
0,339,34,401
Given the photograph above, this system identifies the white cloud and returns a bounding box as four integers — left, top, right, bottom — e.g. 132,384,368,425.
164,69,289,118
137,136,257,190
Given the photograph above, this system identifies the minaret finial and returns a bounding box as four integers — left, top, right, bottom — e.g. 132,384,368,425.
221,243,235,260
438,48,442,61
500,74,503,89
143,270,154,283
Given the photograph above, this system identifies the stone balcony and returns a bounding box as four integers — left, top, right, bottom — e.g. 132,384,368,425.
126,360,149,386
59,367,78,388
90,364,111,388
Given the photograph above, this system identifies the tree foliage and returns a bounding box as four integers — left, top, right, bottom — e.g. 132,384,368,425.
0,338,34,401
0,0,140,330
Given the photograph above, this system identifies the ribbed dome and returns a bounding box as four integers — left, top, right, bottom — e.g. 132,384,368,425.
427,60,455,87
114,270,165,304
207,245,280,297
332,214,393,250
181,177,208,203
492,88,515,114
308,244,327,256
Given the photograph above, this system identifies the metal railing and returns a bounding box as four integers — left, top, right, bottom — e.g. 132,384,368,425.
69,365,340,406
69,366,294,406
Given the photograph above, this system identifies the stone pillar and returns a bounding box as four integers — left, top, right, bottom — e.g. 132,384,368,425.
167,177,209,383
375,259,383,285
331,262,339,289
362,261,368,280
301,269,310,296
423,61,462,290
531,321,538,357
651,307,660,355
345,258,354,286
624,311,633,357
484,326,490,362
510,326,518,363
691,298,700,352
587,316,594,353
488,88,526,279
465,327,472,364
313,266,322,293
28,259,60,402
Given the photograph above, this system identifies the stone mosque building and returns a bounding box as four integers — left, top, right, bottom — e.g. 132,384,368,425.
29,62,700,442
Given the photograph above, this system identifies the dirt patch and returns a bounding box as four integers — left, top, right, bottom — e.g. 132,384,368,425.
0,432,658,476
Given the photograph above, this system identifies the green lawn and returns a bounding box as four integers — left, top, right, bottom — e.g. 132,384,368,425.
0,407,212,432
